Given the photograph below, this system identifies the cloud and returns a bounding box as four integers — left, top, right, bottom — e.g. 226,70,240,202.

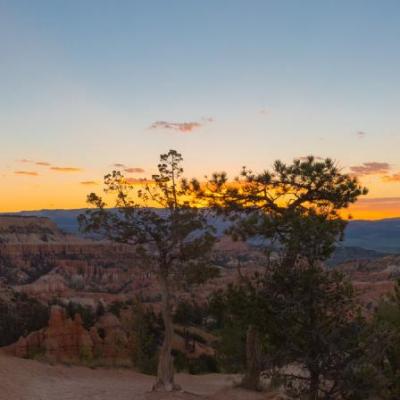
349,162,391,176
14,170,39,176
80,181,99,186
149,117,213,133
124,167,145,173
112,164,145,173
50,166,82,172
382,173,400,183
125,177,154,185
356,131,367,139
18,159,50,166
150,121,202,133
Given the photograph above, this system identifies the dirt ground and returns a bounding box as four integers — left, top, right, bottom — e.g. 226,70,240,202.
0,352,276,400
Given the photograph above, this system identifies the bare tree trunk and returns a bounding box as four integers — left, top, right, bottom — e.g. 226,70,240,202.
153,274,180,392
241,324,262,391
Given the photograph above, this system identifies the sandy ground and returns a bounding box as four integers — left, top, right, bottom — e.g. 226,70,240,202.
0,352,273,400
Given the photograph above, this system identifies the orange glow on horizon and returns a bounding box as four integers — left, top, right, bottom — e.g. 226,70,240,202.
1,170,400,220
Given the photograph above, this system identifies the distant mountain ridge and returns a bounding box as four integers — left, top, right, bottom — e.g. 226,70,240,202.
3,209,400,254
344,218,400,253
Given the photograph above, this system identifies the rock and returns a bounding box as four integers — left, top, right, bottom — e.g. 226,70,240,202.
7,306,133,366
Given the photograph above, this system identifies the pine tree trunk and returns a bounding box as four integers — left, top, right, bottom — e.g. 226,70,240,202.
308,369,320,400
241,324,262,391
153,274,180,392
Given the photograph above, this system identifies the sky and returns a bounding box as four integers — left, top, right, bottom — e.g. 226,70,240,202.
0,0,400,218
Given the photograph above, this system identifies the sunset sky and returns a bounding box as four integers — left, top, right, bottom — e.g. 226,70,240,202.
1,1,400,218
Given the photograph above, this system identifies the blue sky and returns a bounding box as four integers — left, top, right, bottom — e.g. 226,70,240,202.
1,0,400,213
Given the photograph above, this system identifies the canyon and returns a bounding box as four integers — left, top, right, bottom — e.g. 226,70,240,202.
1,214,399,368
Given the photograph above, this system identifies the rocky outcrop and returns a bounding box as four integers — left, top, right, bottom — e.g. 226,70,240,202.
9,306,131,366
7,304,216,368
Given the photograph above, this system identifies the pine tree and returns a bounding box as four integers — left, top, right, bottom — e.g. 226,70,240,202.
79,150,216,391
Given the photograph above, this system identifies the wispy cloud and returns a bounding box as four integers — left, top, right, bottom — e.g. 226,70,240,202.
125,177,154,185
149,117,213,133
124,167,145,173
50,166,82,172
349,162,391,176
18,159,81,171
80,181,99,186
150,121,202,133
18,159,50,166
382,173,400,183
112,164,145,173
14,170,39,176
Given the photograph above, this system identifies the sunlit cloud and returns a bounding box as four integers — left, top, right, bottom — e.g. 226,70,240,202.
125,177,154,185
124,167,145,173
382,173,400,183
111,164,145,173
149,117,213,133
349,162,391,176
80,181,99,186
150,121,202,133
18,159,50,166
14,170,39,176
50,166,83,172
